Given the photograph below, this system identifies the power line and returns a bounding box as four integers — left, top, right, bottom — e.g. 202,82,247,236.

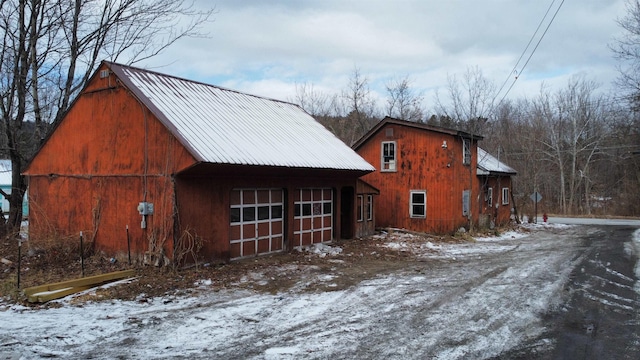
490,0,565,115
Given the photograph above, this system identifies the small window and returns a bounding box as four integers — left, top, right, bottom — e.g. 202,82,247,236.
462,138,471,165
462,190,470,217
410,191,426,218
357,195,364,222
502,188,510,205
302,204,312,216
487,188,493,207
367,195,373,221
381,141,397,171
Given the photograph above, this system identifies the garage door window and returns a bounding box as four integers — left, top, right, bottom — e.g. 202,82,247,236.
230,189,284,259
294,188,333,247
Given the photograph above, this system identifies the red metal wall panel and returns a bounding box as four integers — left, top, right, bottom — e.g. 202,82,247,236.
25,64,197,261
357,123,481,234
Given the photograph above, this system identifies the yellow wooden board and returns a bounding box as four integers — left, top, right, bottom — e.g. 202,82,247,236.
23,269,136,302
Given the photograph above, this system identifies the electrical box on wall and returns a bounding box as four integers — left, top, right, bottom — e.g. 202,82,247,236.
137,202,154,215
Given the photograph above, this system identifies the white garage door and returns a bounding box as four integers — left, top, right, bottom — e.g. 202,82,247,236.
230,189,284,259
293,188,333,247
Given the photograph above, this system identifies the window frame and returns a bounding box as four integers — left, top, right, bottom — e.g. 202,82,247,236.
366,194,373,221
462,138,471,166
381,141,397,172
409,190,427,219
502,187,510,205
487,187,493,207
357,195,364,222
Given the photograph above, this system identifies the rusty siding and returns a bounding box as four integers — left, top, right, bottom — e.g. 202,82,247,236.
26,63,197,259
357,122,480,234
174,167,360,262
479,176,514,227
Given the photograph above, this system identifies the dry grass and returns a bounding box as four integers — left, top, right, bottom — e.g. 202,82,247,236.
0,227,500,307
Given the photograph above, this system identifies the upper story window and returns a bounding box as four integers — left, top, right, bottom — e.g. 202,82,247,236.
381,141,397,172
462,138,471,165
502,188,510,205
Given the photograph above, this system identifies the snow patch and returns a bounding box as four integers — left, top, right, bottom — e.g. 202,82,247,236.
633,229,640,295
295,243,342,257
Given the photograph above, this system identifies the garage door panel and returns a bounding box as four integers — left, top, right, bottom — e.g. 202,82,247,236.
257,238,270,253
230,189,285,260
294,188,333,247
242,241,256,257
230,225,241,241
230,242,241,259
272,237,283,251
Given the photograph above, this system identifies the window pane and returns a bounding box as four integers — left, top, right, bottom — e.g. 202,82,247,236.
323,202,332,214
272,205,283,219
230,208,240,223
303,203,312,216
412,205,425,216
412,192,425,203
295,204,301,217
257,206,270,220
243,207,255,222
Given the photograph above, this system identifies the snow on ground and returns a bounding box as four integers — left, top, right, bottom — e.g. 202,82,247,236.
0,223,632,359
632,228,640,295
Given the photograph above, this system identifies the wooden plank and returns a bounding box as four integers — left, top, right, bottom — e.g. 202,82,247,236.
27,285,93,303
23,269,136,296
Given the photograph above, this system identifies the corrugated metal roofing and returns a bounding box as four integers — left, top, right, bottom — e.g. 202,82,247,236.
107,62,375,172
477,148,517,176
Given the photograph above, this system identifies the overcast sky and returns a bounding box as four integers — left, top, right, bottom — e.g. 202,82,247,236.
144,0,629,114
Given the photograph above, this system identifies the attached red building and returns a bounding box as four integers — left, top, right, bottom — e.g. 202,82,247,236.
477,148,518,228
353,117,483,234
24,62,374,264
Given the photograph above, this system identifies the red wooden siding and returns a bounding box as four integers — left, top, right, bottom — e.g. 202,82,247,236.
25,64,197,259
174,168,360,263
357,123,480,234
24,63,371,263
479,176,514,227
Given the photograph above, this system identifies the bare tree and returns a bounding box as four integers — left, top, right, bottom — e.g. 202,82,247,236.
385,75,424,122
340,67,379,145
0,0,214,236
433,66,497,135
611,0,640,109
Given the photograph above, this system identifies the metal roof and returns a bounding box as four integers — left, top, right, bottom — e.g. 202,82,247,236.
352,117,483,150
477,148,517,176
106,62,375,172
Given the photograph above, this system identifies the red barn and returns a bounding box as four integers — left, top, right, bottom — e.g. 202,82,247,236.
477,148,518,228
353,117,483,234
23,61,374,264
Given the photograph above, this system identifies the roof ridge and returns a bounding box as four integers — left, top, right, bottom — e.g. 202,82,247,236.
103,61,304,110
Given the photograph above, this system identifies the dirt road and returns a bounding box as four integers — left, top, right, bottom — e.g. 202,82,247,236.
499,225,640,359
1,224,639,359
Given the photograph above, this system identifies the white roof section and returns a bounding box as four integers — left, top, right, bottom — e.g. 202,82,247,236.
107,62,375,172
0,160,11,186
477,148,517,176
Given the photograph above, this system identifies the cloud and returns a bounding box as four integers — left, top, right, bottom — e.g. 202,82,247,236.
144,0,628,111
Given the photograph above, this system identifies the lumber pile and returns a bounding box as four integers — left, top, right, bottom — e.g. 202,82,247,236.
23,269,136,303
